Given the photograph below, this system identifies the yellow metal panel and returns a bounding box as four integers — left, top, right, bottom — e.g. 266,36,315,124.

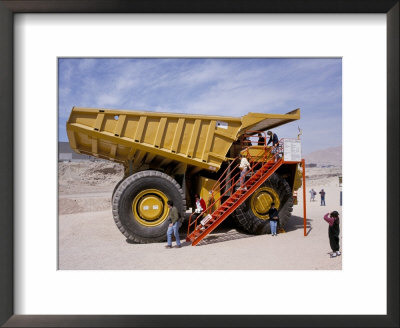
161,119,178,150
91,137,98,155
124,117,140,141
134,116,147,142
208,152,226,161
214,128,237,140
110,144,117,158
159,157,173,167
103,114,118,134
93,113,105,131
194,122,208,160
115,144,130,160
66,130,77,150
127,146,137,159
200,177,221,210
179,120,194,155
153,117,167,148
171,118,185,153
201,120,216,162
186,119,201,158
69,112,97,129
133,150,146,168
144,152,157,164
242,146,272,161
113,114,126,136
143,118,162,145
240,109,300,134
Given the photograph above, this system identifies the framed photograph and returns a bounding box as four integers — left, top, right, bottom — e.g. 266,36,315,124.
1,1,398,327
57,57,342,270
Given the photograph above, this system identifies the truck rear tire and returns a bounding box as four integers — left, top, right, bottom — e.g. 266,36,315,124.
112,170,186,243
233,173,293,235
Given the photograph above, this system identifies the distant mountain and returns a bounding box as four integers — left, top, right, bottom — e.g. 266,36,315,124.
58,141,92,160
304,146,342,166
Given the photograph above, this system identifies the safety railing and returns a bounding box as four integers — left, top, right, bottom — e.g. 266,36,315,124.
186,134,284,237
209,131,273,195
239,130,268,147
186,159,241,234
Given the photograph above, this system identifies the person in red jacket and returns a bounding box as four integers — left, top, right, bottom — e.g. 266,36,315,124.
193,194,206,221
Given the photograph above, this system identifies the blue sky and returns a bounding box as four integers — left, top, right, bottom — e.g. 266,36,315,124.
58,58,341,155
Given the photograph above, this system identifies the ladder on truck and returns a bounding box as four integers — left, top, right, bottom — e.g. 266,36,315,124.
186,141,284,246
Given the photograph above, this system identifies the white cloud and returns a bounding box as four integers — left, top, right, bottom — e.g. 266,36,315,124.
97,94,121,107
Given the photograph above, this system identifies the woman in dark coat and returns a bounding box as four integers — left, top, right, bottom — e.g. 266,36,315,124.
323,211,341,257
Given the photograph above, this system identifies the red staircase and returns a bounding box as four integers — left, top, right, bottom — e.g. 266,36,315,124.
186,145,283,246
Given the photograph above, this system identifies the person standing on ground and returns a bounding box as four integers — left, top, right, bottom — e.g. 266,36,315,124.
319,189,326,206
323,211,341,257
193,193,206,221
310,188,316,202
268,202,279,236
165,200,182,248
239,153,251,190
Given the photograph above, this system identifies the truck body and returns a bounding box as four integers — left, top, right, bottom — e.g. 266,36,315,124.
67,107,302,243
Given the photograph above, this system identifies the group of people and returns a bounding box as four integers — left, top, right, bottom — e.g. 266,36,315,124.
164,128,340,257
256,131,279,147
165,194,341,259
239,130,280,190
165,194,206,249
166,130,281,248
242,131,279,148
309,188,326,206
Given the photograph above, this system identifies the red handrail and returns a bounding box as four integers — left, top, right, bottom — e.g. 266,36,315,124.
186,136,284,237
209,160,241,195
208,130,271,194
241,130,268,147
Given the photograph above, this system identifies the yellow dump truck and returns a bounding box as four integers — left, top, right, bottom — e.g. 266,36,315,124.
67,107,302,243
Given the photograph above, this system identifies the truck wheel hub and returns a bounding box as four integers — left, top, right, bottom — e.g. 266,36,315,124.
132,189,168,226
250,187,280,220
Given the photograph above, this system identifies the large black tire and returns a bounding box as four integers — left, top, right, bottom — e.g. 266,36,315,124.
112,177,126,200
112,170,186,243
233,173,293,235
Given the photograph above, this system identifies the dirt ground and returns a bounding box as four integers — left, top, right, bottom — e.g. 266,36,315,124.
58,161,342,270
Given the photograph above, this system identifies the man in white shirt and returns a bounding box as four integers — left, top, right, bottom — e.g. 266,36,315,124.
239,153,250,190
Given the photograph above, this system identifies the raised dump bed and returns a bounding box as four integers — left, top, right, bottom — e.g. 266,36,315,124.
67,107,300,172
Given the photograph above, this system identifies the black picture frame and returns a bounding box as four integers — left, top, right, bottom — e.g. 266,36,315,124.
0,1,398,327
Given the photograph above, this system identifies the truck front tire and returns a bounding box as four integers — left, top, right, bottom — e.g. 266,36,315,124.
112,170,185,243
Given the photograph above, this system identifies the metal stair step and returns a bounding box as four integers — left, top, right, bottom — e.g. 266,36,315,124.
187,155,283,246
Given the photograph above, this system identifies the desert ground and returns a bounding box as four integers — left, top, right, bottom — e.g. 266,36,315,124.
58,161,342,270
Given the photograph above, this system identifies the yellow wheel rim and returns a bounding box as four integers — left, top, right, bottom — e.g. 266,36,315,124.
250,187,280,220
132,189,169,227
